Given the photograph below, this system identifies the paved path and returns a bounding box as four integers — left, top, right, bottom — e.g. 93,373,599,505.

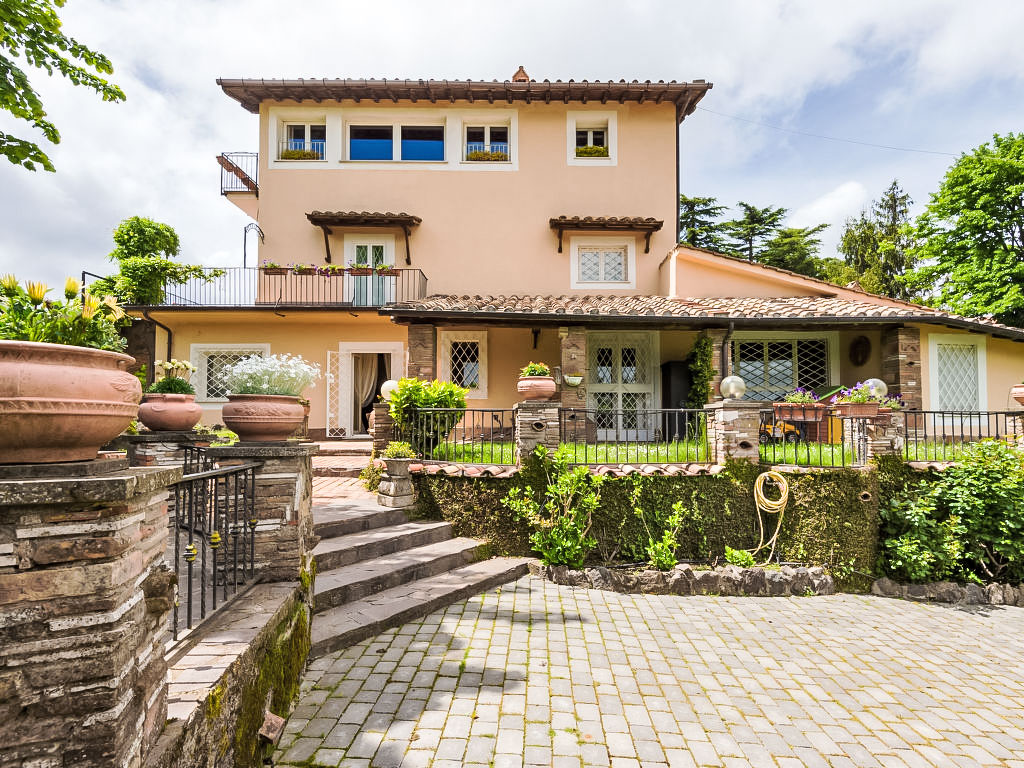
276,577,1024,768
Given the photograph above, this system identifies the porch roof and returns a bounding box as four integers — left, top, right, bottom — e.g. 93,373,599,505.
384,293,1024,340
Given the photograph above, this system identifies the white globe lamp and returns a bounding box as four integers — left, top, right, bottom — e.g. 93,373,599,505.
380,379,399,401
864,378,888,398
719,375,747,400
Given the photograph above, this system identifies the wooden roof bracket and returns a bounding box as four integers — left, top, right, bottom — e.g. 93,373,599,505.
556,227,564,254
402,225,412,265
643,231,653,254
319,224,333,263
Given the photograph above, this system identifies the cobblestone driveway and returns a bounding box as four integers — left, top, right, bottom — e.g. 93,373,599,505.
277,576,1024,768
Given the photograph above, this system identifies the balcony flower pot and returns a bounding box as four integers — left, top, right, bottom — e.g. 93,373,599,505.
0,340,141,463
291,267,315,275
348,267,373,276
517,375,557,401
261,267,288,276
221,394,305,442
138,393,203,432
375,269,399,277
832,401,879,418
1012,384,1024,406
772,402,827,422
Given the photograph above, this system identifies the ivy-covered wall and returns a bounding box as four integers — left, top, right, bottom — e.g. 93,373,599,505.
413,460,882,591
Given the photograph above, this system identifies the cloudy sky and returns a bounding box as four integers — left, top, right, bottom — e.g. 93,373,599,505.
2,0,1024,288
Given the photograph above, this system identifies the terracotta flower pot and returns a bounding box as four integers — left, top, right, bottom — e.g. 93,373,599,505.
0,340,141,463
138,393,203,432
261,268,288,275
772,402,827,422
517,375,557,401
221,393,304,442
1012,384,1024,406
832,401,879,418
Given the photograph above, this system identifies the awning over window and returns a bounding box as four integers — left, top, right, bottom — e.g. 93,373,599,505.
305,211,421,264
549,216,664,253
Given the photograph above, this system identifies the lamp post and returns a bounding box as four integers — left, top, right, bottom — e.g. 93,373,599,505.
719,375,747,401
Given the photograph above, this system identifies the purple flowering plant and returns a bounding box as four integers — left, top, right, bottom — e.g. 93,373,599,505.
781,387,818,403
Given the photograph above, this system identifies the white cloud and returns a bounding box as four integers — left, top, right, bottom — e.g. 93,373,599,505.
789,181,869,230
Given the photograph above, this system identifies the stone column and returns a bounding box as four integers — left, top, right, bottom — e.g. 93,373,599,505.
864,410,906,460
378,458,415,508
705,329,729,400
514,401,561,464
371,402,395,455
122,431,207,468
205,443,318,582
705,401,762,464
881,326,922,410
0,459,182,768
407,323,436,381
559,326,587,408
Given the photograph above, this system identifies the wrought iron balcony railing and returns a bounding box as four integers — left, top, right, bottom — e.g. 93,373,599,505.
218,152,258,195
131,266,427,308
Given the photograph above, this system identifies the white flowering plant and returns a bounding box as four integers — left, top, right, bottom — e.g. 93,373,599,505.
223,353,321,397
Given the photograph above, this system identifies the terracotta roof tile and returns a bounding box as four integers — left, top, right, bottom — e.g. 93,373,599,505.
549,216,664,230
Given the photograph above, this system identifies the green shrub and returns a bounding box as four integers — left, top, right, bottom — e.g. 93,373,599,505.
359,453,383,491
466,150,509,162
147,376,195,395
389,378,468,457
881,440,1024,583
382,441,415,459
725,546,755,567
519,361,551,377
280,149,321,160
684,335,715,409
502,446,603,567
575,145,610,157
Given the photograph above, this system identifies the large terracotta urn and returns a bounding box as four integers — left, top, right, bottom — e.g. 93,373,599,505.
221,394,304,442
138,393,203,432
1012,384,1024,406
516,375,557,401
0,340,141,463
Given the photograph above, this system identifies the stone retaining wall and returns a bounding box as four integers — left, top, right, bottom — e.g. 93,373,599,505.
531,562,835,597
872,577,1024,606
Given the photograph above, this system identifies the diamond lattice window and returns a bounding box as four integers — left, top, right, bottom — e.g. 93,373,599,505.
936,343,979,410
577,247,627,283
449,341,480,390
732,339,829,400
202,350,265,401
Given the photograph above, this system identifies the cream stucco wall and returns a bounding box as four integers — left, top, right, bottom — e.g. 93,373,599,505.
245,99,678,296
917,324,1024,411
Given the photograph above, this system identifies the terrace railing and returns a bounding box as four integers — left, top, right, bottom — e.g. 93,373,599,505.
169,459,260,640
759,406,869,467
143,266,427,308
903,410,1024,461
558,407,710,465
218,152,258,195
394,407,515,464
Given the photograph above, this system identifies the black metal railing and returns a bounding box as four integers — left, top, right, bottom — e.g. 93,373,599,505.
394,407,515,464
169,461,260,640
137,266,427,308
182,444,214,474
558,408,710,465
903,410,1024,461
219,152,258,195
759,405,870,467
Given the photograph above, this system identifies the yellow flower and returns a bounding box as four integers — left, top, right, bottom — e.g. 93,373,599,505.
81,294,100,320
101,294,126,320
64,277,81,301
25,281,48,305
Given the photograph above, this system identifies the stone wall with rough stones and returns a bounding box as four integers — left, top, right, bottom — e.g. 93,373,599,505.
514,400,561,463
705,401,762,464
0,464,182,768
872,577,1023,606
531,562,835,597
123,431,206,468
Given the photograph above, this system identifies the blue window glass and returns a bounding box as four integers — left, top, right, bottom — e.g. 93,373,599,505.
401,126,444,161
350,126,393,160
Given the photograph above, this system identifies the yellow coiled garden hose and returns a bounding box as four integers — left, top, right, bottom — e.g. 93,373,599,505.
750,471,789,564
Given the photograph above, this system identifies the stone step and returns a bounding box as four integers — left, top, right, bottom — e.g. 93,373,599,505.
316,445,373,457
312,466,363,478
311,521,452,572
312,504,407,539
313,537,483,613
309,558,533,658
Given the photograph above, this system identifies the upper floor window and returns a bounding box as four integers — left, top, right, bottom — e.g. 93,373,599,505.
280,123,326,160
348,123,445,161
401,126,445,160
570,237,635,289
350,126,394,160
465,125,510,161
575,125,608,158
567,110,617,166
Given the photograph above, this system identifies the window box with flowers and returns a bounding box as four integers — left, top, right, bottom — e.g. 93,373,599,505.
830,382,880,418
260,261,289,276
772,388,827,422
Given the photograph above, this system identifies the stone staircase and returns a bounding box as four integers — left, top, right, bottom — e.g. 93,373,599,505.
312,442,373,478
308,499,530,658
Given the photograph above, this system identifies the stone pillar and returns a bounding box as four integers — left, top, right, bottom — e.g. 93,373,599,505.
864,411,906,460
559,326,587,408
705,329,729,400
407,323,436,381
371,402,395,455
705,401,762,464
123,431,206,468
205,443,318,582
378,458,415,508
881,326,922,410
514,401,561,464
0,459,182,768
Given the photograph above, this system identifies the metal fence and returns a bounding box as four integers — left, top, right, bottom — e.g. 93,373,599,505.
218,152,258,195
394,407,515,464
903,410,1024,461
558,407,710,465
169,460,260,639
758,405,869,467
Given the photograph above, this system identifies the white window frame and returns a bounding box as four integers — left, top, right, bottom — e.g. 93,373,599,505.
342,233,396,267
566,110,617,166
730,331,840,400
463,123,512,163
928,333,987,411
570,236,636,289
274,115,328,162
438,330,488,400
190,343,271,403
344,117,447,163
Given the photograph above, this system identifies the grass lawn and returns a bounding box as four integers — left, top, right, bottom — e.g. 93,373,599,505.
759,441,854,467
429,440,708,465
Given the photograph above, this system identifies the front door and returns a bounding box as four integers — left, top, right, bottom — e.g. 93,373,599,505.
347,241,396,306
587,332,657,440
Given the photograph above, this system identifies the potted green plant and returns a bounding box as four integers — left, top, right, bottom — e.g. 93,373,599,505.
347,260,373,276
220,353,321,442
260,260,289,275
575,145,610,158
279,148,322,160
138,358,203,432
772,387,826,422
830,382,880,418
0,276,141,463
466,149,510,162
388,378,468,458
877,393,906,414
381,440,416,476
517,361,556,401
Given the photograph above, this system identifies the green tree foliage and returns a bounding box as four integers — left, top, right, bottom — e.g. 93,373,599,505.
759,224,829,278
0,0,125,171
722,202,787,261
678,194,727,250
836,180,916,299
89,217,219,305
684,334,715,409
906,133,1024,325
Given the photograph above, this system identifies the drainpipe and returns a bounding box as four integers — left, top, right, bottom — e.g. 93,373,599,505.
721,320,735,380
141,309,173,386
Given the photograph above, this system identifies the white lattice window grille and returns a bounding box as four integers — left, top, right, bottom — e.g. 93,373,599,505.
439,330,488,399
732,338,830,401
570,237,635,289
587,332,657,437
930,335,986,411
191,344,270,402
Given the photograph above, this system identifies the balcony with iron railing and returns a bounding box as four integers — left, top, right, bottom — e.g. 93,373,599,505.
218,152,258,195
463,141,510,162
127,266,428,308
277,139,326,161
